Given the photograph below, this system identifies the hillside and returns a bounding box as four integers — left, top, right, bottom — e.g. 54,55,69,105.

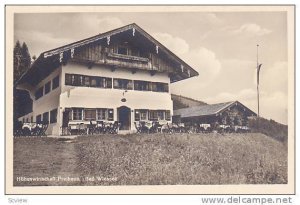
14,133,287,186
171,94,207,110
249,118,288,143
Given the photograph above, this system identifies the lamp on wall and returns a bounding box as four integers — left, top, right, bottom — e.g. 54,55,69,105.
121,90,128,102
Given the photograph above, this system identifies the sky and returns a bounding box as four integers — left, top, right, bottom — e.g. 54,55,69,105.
14,11,288,124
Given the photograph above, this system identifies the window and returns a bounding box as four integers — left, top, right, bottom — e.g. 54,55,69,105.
42,112,49,124
98,77,112,88
50,109,57,123
149,110,158,121
31,116,33,123
105,78,112,88
71,75,77,85
90,77,97,87
36,114,42,123
52,75,59,90
113,78,133,90
96,108,113,121
65,74,112,89
65,74,73,85
84,76,90,87
108,109,114,121
65,74,80,86
135,110,140,121
77,75,84,86
84,109,96,120
135,109,148,121
152,82,169,92
151,83,157,92
44,81,51,94
67,74,83,86
73,108,83,120
148,110,169,121
157,110,165,120
134,81,151,91
97,109,107,120
35,87,43,100
165,110,171,121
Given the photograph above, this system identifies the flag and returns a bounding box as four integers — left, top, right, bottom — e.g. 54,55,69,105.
257,64,262,85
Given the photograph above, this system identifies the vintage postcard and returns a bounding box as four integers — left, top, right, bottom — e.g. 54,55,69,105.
5,5,295,194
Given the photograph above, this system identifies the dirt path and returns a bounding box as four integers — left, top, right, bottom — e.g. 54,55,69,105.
48,140,80,186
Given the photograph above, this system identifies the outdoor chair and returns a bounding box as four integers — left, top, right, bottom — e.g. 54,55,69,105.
153,121,162,133
22,123,32,137
39,123,49,136
171,123,181,133
185,124,196,133
110,121,121,134
140,121,152,133
88,120,97,135
78,123,87,135
166,123,172,133
95,121,105,134
161,123,169,133
134,122,142,133
199,124,212,133
148,121,161,133
31,123,42,136
103,122,113,134
218,124,231,134
177,123,187,133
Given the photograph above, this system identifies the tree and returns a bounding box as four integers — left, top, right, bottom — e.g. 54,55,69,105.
13,40,33,122
13,41,31,84
13,40,22,83
21,42,31,71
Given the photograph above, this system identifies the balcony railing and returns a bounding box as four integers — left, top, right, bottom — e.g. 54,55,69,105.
107,52,149,63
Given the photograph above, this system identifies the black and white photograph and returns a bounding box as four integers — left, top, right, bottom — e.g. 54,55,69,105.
5,5,295,194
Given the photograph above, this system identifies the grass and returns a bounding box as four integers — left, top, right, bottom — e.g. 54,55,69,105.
13,133,287,186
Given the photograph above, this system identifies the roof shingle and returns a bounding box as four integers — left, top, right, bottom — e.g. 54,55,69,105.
173,101,235,118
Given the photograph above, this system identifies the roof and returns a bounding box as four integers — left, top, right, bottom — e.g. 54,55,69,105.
16,23,199,87
173,101,256,118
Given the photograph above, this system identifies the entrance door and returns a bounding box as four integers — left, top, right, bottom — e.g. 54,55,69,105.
118,106,131,130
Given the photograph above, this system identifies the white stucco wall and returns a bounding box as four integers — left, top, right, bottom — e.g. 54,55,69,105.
18,61,174,135
60,62,173,131
18,67,62,135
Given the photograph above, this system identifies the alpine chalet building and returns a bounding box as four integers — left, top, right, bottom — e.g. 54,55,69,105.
16,23,199,135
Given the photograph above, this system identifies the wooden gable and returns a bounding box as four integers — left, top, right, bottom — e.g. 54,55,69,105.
16,23,199,86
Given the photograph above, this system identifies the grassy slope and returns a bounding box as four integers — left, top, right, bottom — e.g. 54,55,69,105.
13,133,287,186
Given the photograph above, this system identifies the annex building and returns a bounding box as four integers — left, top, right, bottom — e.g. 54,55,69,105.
173,101,257,127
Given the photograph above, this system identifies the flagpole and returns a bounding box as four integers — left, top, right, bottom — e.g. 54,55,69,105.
256,44,260,119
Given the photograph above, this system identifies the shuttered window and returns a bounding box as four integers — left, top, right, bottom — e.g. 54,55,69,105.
50,109,58,123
